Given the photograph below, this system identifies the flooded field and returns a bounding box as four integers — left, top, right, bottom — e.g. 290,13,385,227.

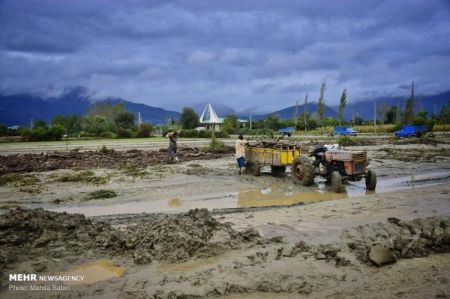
44,169,450,217
1,136,450,298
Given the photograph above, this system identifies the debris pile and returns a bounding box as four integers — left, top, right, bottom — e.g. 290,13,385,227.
0,146,234,175
126,209,262,264
0,208,262,269
342,216,450,266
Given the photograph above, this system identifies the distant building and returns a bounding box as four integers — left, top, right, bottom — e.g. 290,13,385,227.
199,103,224,132
199,102,249,132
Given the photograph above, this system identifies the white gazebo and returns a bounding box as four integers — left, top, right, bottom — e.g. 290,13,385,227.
199,103,224,132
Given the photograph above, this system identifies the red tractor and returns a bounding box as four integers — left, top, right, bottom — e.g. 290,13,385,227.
291,145,377,193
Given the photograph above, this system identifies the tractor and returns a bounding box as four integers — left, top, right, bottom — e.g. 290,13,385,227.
291,145,376,193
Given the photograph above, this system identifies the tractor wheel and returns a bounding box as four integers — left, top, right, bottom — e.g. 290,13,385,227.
271,165,286,175
331,171,343,193
291,157,314,186
253,161,261,176
365,169,377,191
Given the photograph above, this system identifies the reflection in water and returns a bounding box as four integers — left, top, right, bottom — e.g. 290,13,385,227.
47,171,450,216
168,197,182,207
238,187,348,208
59,259,124,285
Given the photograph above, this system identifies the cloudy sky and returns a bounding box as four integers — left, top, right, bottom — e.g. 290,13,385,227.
1,0,449,112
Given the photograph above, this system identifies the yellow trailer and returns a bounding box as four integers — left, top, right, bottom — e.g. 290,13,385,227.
245,141,314,186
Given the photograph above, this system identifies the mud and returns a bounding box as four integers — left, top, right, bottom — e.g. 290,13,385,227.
342,216,450,265
0,208,263,277
0,146,234,175
1,136,450,298
376,147,449,162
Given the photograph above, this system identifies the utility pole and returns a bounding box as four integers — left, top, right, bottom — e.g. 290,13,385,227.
294,100,299,129
138,112,142,127
30,118,33,129
249,113,252,130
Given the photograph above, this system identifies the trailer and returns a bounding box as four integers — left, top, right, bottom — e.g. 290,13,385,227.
245,141,302,176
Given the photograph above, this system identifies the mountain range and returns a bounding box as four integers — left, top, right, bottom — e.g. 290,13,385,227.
247,91,450,121
0,88,448,126
0,88,180,126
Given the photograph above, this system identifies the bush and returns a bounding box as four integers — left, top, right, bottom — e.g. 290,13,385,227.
116,127,134,138
179,129,200,138
206,133,226,152
136,123,154,138
47,125,66,141
21,126,65,141
337,136,357,146
215,131,229,138
100,131,116,139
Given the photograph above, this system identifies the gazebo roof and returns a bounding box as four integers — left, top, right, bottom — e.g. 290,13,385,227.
199,103,223,124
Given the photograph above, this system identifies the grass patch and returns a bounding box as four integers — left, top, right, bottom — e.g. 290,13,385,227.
86,189,117,200
337,136,358,146
0,173,40,187
203,134,226,152
55,170,108,184
122,166,148,178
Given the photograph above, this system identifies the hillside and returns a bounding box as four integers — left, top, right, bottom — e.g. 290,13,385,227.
0,88,180,126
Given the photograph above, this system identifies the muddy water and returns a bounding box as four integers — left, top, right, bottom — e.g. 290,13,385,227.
59,260,124,285
49,170,450,217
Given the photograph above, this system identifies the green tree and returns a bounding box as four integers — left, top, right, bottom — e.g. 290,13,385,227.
52,114,84,135
338,89,347,126
323,117,339,127
223,114,238,134
0,124,8,136
384,106,397,124
33,119,47,129
136,123,154,138
179,107,200,129
439,101,450,124
89,101,126,131
89,116,109,136
403,98,414,124
317,82,327,125
114,111,135,130
265,114,281,130
403,81,415,124
296,112,317,130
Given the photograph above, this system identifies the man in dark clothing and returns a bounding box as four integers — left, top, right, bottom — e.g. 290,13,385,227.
166,130,179,163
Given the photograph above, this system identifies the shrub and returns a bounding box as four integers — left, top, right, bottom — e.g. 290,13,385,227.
179,129,200,138
136,123,154,138
47,125,66,141
215,131,229,138
116,127,134,138
100,131,116,139
207,133,226,151
337,136,357,146
198,130,210,138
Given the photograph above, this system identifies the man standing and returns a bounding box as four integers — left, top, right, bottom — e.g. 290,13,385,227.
235,134,248,174
166,130,179,163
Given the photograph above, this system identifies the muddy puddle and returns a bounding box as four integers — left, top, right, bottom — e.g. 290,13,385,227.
59,260,124,285
48,170,450,217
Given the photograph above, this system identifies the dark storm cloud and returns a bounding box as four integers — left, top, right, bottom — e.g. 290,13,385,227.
1,0,449,112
